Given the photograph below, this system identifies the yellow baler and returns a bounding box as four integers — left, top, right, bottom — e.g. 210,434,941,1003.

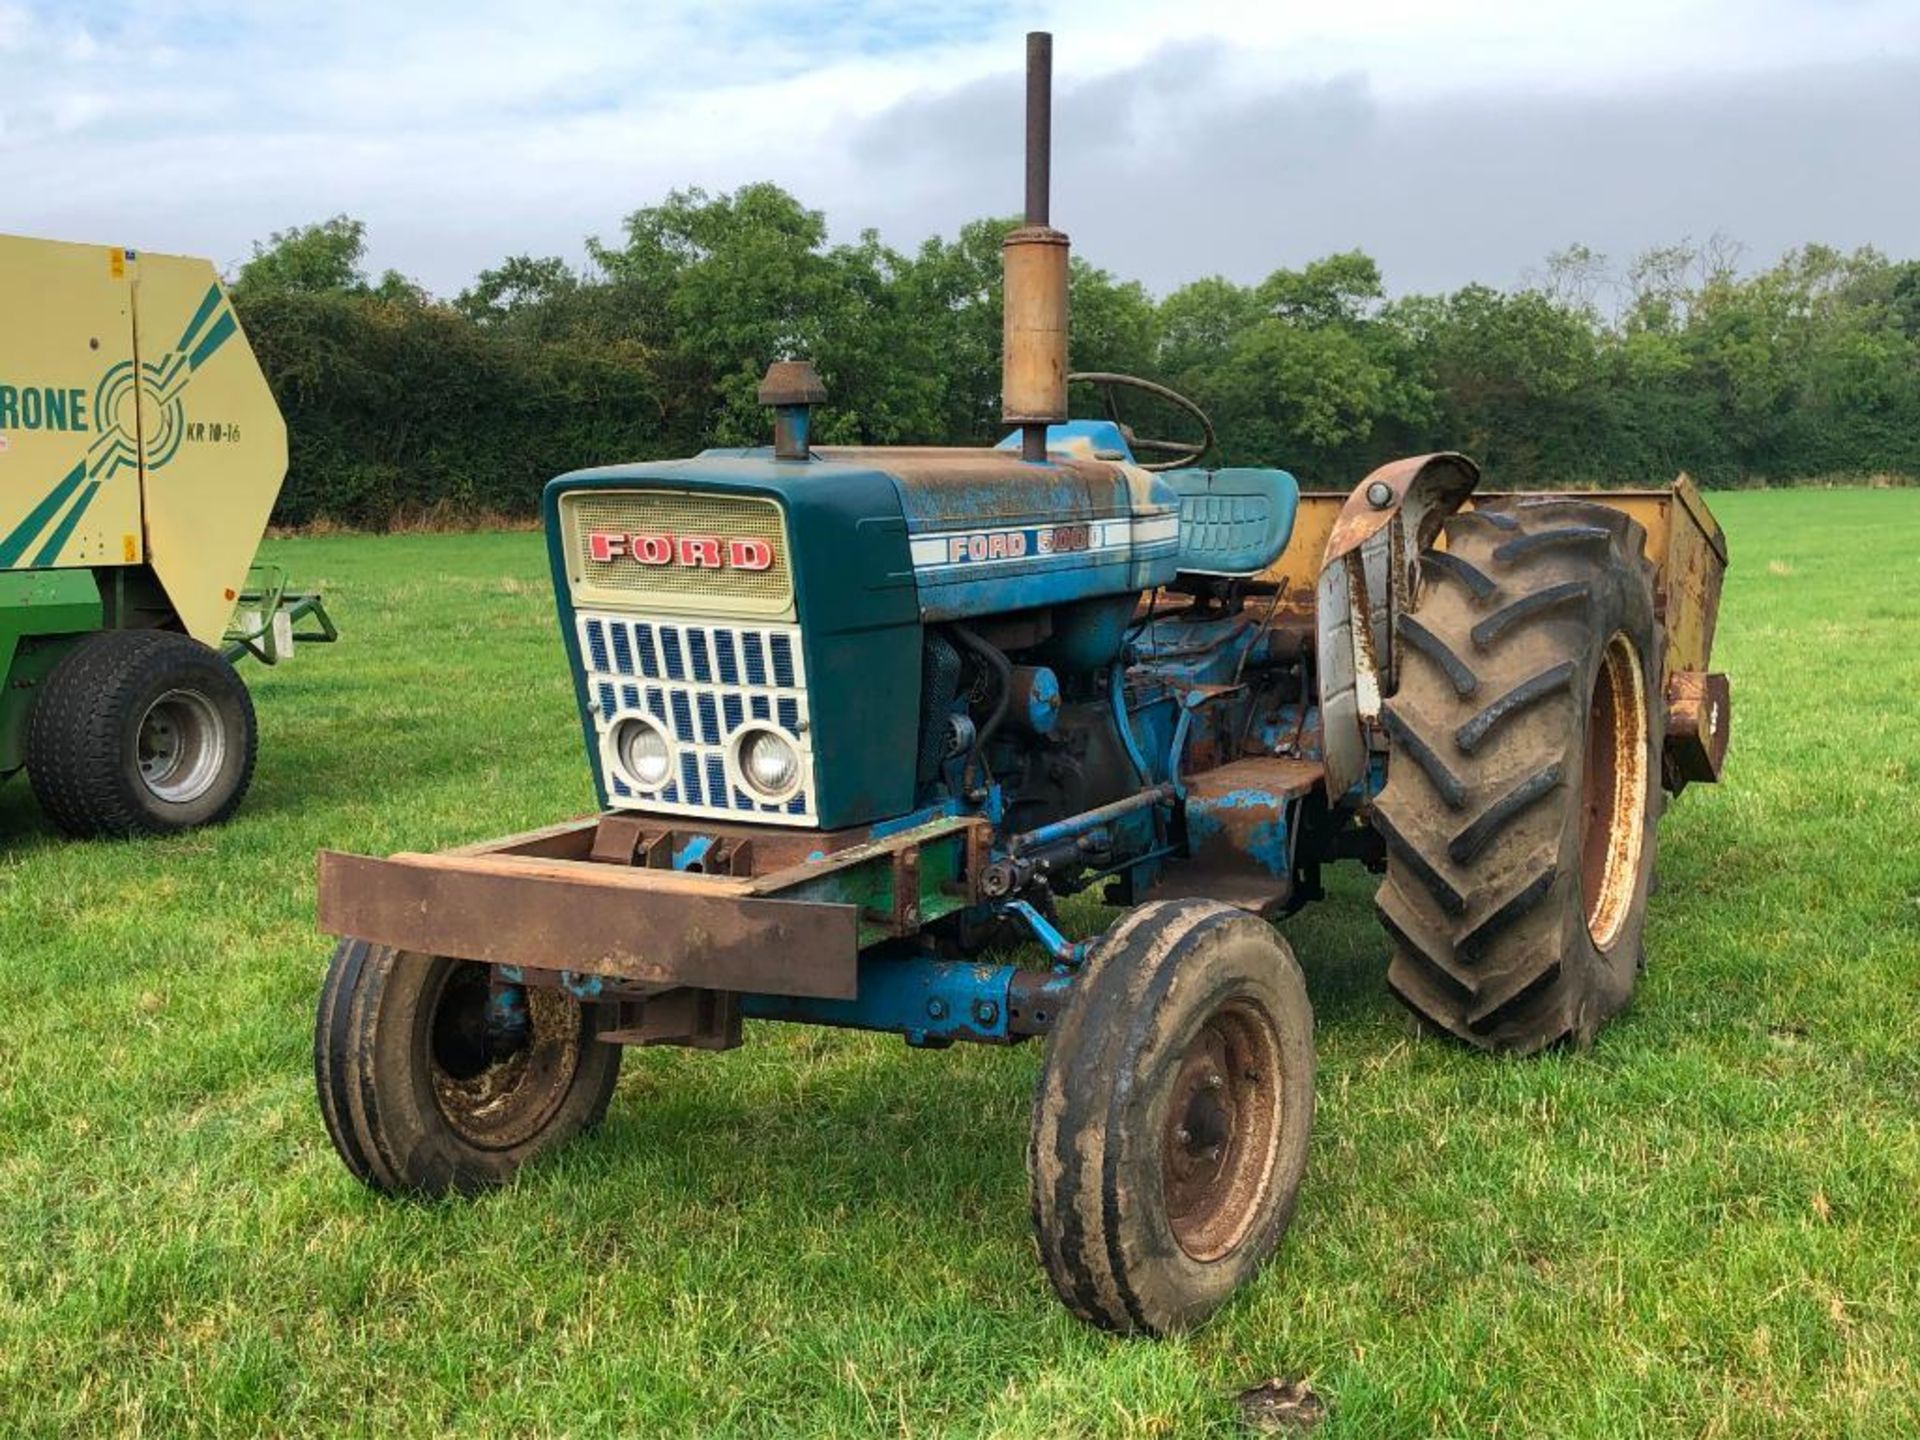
0,233,333,835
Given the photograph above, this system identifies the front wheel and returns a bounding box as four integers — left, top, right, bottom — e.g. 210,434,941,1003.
314,940,622,1195
1028,900,1315,1335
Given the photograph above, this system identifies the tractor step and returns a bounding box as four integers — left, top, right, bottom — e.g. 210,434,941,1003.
1147,757,1323,916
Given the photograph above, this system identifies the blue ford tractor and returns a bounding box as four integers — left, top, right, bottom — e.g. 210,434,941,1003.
312,35,1731,1334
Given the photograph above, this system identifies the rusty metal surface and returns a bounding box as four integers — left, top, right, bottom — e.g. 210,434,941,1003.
1007,30,1064,460
444,818,601,860
1273,476,1729,689
316,851,861,999
1258,492,1344,602
748,814,985,896
1665,669,1732,788
1007,968,1073,1035
756,360,828,408
1310,455,1481,804
1647,478,1727,677
1322,453,1480,568
1160,996,1285,1263
812,446,1118,499
1473,476,1727,681
1582,633,1652,949
1025,31,1052,227
1519,482,1727,566
886,846,923,934
589,813,648,865
1146,757,1322,915
582,811,889,876
599,988,743,1050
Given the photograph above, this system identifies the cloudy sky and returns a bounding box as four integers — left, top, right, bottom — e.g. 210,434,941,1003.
3,1,1917,300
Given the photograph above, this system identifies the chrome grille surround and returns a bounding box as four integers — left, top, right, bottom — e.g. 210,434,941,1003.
561,489,794,619
577,611,816,826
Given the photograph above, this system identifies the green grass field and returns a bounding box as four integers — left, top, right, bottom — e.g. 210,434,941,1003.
1,489,1916,1437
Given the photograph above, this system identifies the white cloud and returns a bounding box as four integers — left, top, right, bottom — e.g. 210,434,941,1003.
0,2,28,53
0,0,1915,291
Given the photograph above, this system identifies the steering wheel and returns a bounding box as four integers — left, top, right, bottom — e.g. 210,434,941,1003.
1068,372,1217,472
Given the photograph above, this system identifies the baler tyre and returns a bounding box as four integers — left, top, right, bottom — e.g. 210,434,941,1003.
314,940,622,1195
1373,497,1664,1053
1028,899,1314,1336
26,628,257,837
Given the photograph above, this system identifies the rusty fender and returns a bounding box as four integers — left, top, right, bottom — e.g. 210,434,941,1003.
1314,453,1481,802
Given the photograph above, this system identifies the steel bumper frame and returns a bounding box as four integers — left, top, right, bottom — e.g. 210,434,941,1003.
315,812,989,1005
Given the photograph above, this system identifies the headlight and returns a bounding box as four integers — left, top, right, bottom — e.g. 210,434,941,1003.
612,716,673,789
736,727,801,799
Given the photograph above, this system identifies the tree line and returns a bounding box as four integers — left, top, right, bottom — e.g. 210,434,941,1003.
230,185,1920,528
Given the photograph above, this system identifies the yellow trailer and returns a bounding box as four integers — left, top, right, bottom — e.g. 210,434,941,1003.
0,234,333,835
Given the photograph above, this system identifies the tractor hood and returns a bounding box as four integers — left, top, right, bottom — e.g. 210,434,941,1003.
811,445,1181,623
542,444,1185,830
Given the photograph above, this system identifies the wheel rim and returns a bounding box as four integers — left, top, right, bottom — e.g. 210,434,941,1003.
1161,996,1286,1263
426,962,585,1150
138,688,226,804
1581,632,1650,950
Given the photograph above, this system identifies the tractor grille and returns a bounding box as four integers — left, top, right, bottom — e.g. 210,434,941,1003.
578,611,816,826
560,489,793,618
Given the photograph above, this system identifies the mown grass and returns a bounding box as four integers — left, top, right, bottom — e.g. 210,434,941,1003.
0,490,1915,1437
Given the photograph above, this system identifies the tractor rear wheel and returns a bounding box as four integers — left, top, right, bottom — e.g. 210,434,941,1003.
1372,498,1664,1052
1028,899,1314,1335
27,628,258,837
315,940,622,1195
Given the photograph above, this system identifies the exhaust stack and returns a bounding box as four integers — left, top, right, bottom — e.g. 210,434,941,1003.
1001,31,1070,464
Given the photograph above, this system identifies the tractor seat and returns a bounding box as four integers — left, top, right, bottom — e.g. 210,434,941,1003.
1160,467,1300,576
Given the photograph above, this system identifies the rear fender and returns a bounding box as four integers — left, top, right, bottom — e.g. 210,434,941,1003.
1315,453,1480,803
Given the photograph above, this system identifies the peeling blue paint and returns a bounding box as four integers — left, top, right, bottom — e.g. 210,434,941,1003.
740,948,1021,1046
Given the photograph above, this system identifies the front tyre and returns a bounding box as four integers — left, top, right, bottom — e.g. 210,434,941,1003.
1029,900,1315,1336
314,940,622,1195
27,629,258,837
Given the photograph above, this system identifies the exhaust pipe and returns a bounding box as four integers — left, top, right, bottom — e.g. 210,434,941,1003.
1002,31,1070,464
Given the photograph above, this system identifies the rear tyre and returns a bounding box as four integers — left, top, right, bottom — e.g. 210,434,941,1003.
27,629,257,837
314,940,622,1195
1373,498,1664,1052
1029,900,1315,1335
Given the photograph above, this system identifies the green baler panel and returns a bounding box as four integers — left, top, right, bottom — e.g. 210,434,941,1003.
0,568,103,772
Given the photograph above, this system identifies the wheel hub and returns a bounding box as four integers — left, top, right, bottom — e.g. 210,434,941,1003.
1161,998,1286,1263
428,962,583,1150
1581,632,1650,950
137,688,225,804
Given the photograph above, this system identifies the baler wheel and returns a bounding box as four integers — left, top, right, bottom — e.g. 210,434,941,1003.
315,941,621,1195
26,629,257,837
1372,498,1664,1052
1028,899,1314,1335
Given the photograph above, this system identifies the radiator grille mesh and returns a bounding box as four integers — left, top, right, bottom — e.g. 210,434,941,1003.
578,611,815,826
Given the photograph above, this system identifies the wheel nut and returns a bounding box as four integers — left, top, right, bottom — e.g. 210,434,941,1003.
1205,1072,1224,1090
1175,1126,1192,1145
